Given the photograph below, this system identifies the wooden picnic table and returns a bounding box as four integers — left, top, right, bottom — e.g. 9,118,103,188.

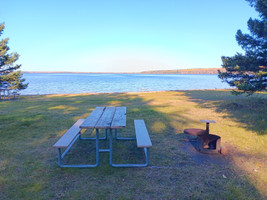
53,106,152,168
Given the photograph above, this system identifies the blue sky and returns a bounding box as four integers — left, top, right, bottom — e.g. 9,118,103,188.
1,0,258,72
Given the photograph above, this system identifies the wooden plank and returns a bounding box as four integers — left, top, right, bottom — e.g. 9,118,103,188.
111,107,126,128
134,120,152,148
96,107,116,128
80,107,105,128
53,119,85,148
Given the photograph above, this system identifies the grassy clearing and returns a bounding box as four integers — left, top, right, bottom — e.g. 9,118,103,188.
0,90,266,199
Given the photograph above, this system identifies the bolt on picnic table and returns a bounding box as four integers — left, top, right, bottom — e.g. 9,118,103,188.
53,106,152,168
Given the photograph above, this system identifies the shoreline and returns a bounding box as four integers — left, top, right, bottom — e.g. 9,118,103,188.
20,89,234,97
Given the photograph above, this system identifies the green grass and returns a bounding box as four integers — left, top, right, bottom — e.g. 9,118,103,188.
0,90,266,199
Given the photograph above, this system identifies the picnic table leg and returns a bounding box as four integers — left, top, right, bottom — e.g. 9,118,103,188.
57,148,62,166
105,129,108,139
109,128,113,166
56,131,100,168
95,128,100,165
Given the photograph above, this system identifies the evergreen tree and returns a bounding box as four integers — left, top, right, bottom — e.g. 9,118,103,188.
0,22,28,90
219,0,267,95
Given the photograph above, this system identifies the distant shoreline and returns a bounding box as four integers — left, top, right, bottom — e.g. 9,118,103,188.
22,68,225,75
22,71,137,74
20,89,234,96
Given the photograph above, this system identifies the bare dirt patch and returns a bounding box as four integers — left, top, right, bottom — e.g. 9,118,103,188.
180,138,230,166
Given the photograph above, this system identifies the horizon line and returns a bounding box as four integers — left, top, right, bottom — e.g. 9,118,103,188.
22,67,223,74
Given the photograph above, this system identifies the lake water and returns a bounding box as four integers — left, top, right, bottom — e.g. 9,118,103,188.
20,73,231,95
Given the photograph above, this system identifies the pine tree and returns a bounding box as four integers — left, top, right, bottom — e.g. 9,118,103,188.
0,22,28,90
219,0,267,95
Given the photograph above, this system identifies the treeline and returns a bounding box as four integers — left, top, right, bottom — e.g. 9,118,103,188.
141,68,225,74
23,68,226,74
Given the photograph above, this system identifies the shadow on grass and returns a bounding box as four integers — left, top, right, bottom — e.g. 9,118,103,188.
183,90,267,135
0,91,265,199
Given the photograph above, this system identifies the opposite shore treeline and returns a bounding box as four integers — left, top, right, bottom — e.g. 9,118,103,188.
23,68,225,75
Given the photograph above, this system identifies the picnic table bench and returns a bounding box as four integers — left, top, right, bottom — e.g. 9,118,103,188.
135,119,152,148
53,119,86,167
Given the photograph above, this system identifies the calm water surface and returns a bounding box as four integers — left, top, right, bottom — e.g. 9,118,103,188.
21,73,231,95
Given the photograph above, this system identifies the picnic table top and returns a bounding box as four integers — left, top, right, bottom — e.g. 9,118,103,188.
80,107,126,129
